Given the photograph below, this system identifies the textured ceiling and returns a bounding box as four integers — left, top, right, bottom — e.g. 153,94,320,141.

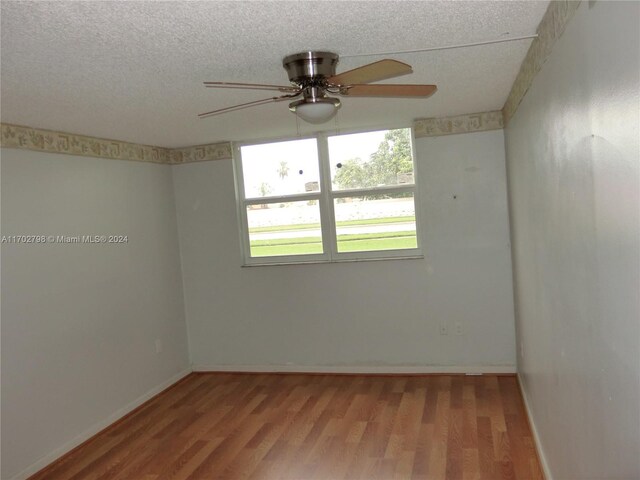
0,1,548,147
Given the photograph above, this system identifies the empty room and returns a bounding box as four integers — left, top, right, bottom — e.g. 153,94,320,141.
1,1,638,479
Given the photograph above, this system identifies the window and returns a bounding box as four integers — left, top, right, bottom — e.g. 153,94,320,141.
234,128,422,265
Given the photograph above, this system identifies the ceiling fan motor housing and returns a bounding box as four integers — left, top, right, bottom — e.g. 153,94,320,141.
282,51,339,84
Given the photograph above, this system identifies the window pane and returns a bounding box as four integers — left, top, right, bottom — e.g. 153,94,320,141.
329,128,414,191
247,201,323,257
241,139,320,199
333,193,417,253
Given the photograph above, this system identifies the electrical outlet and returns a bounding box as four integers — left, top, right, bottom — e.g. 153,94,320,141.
155,338,163,354
454,322,464,335
439,323,448,335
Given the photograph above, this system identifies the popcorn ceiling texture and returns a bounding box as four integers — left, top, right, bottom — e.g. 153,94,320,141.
0,1,548,147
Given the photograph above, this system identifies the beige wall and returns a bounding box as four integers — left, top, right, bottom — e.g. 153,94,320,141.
505,2,640,478
1,150,190,479
173,129,517,371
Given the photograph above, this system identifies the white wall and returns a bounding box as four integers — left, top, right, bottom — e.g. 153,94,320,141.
504,2,640,479
173,129,516,371
1,150,190,479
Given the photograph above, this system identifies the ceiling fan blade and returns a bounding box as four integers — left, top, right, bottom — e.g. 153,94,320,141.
328,59,412,86
198,93,299,118
204,81,299,93
339,84,437,98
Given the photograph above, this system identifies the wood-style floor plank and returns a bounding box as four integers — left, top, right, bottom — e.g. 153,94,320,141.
29,373,543,480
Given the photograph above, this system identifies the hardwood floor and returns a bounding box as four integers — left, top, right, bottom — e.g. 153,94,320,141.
30,373,543,480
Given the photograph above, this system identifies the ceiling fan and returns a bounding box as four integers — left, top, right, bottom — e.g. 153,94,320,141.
198,51,437,124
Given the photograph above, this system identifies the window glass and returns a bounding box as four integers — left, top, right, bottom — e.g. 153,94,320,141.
236,127,420,264
334,193,417,253
246,200,323,257
329,129,415,191
241,138,320,199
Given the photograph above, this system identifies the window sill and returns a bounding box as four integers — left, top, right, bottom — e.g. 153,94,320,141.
242,254,425,267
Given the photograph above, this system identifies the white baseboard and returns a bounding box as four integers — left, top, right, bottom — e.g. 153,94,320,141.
517,373,553,480
193,364,516,374
11,368,192,480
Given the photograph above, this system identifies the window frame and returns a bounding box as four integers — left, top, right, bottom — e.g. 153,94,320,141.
233,126,424,266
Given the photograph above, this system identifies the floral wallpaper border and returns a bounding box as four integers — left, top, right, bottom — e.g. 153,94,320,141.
413,111,503,138
502,0,581,123
3,112,507,164
0,123,172,164
0,123,233,165
170,143,233,164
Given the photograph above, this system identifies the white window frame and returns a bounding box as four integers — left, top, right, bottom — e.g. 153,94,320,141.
233,126,424,266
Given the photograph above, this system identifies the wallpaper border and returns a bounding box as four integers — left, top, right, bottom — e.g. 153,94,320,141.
2,111,504,164
0,123,232,165
0,123,172,164
413,111,503,138
502,0,582,124
170,143,233,164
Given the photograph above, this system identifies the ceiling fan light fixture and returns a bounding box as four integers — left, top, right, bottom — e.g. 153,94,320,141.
201,51,437,120
288,97,341,124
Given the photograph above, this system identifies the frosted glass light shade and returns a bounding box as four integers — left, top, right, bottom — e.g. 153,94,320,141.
289,97,341,124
